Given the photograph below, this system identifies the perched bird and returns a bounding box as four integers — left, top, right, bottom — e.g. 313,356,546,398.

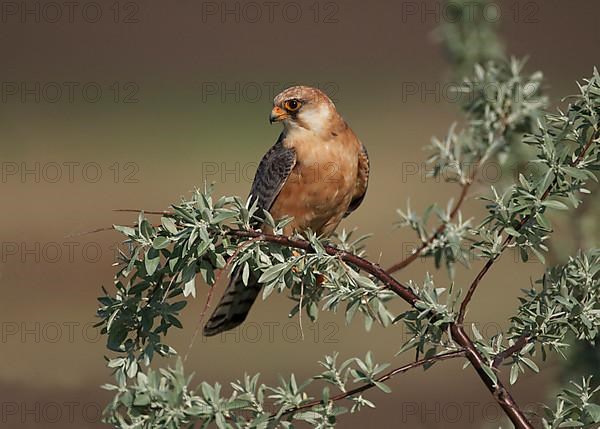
203,86,369,336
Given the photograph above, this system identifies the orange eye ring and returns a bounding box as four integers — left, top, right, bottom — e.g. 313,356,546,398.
284,99,301,112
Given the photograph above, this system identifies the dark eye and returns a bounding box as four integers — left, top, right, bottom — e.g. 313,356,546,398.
284,99,301,112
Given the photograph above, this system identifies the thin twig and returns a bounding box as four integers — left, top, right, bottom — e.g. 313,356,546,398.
114,209,172,216
184,278,217,363
386,178,474,274
493,334,533,369
67,209,173,238
161,274,179,304
66,226,116,237
299,281,305,341
278,349,465,417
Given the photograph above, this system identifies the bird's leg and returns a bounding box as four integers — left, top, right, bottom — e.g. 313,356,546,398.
316,274,326,286
291,250,302,273
289,250,325,286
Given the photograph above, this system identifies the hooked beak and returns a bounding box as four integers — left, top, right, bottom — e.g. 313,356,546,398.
269,106,288,124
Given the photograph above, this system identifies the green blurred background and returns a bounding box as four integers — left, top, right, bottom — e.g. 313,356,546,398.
0,1,599,427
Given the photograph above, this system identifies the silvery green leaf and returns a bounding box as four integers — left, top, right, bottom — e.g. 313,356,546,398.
184,276,196,298
161,216,179,234
152,236,170,250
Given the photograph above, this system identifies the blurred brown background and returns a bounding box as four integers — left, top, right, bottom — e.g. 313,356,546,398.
0,0,599,427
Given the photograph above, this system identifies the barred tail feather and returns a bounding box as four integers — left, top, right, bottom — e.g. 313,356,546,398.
203,269,261,337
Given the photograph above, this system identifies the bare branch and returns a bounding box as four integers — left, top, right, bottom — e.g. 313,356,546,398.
114,209,171,215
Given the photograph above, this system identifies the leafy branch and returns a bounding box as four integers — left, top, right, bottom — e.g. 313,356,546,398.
459,126,600,324
95,1,600,425
388,58,547,276
96,68,600,428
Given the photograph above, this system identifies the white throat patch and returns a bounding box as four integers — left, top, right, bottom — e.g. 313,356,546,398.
297,104,332,135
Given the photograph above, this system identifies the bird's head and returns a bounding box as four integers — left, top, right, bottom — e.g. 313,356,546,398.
270,86,337,134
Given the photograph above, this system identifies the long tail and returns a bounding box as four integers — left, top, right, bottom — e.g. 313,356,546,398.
203,268,261,336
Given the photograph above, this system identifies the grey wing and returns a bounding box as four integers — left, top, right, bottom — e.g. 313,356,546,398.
249,133,296,213
344,142,370,217
203,135,296,337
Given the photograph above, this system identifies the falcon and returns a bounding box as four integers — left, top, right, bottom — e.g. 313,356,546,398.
203,86,369,336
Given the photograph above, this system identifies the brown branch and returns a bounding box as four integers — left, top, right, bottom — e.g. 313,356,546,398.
493,334,533,369
114,208,171,215
457,129,599,324
450,325,533,429
457,255,498,324
279,349,465,417
225,229,534,428
66,226,116,237
228,229,420,307
66,209,171,238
